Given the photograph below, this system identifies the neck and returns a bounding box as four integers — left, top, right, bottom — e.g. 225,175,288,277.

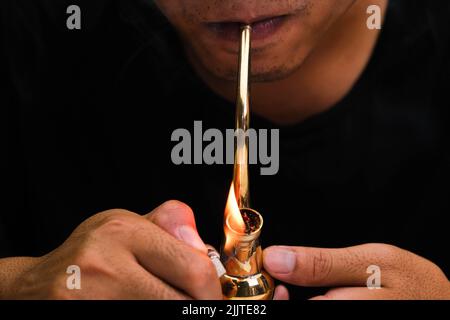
192,0,388,125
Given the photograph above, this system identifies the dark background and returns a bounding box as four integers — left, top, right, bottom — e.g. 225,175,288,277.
1,0,449,299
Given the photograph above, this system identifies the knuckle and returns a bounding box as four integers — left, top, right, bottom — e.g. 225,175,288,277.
309,249,333,284
148,200,191,225
366,243,398,255
149,210,170,227
148,200,195,230
75,248,111,277
160,200,193,215
48,279,73,300
365,243,404,269
92,212,138,239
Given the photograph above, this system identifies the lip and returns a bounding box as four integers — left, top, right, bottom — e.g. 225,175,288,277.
205,15,290,43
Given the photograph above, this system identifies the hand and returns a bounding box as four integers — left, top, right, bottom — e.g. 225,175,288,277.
263,243,450,300
2,200,222,299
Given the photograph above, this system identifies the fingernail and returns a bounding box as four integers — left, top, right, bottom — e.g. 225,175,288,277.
176,225,207,252
264,248,296,274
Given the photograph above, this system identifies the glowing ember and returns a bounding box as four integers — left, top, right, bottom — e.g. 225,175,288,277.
239,208,260,234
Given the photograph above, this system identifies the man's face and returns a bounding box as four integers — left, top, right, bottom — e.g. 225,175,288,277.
155,0,356,82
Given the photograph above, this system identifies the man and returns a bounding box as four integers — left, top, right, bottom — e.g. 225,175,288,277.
1,0,449,299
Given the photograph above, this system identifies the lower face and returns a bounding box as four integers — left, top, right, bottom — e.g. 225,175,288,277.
155,0,356,82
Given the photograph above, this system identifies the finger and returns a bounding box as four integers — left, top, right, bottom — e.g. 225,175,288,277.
125,261,191,300
273,285,289,300
263,244,401,287
129,220,222,300
146,200,207,252
310,287,397,300
71,249,190,300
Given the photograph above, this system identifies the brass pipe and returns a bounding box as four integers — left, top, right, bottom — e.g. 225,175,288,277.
220,25,274,301
233,25,252,209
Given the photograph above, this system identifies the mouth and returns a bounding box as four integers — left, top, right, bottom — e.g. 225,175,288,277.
205,15,290,42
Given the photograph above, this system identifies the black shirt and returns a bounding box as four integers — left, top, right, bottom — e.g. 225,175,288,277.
1,0,449,299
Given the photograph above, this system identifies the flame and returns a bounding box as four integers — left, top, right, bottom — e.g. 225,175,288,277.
225,182,246,234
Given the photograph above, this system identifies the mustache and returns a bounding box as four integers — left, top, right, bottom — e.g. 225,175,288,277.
174,0,313,23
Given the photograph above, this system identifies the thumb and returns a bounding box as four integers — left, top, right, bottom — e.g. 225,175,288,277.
263,244,387,287
273,285,290,300
145,200,207,253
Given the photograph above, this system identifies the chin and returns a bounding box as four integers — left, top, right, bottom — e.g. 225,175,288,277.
250,62,301,83
199,55,301,83
248,47,309,83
